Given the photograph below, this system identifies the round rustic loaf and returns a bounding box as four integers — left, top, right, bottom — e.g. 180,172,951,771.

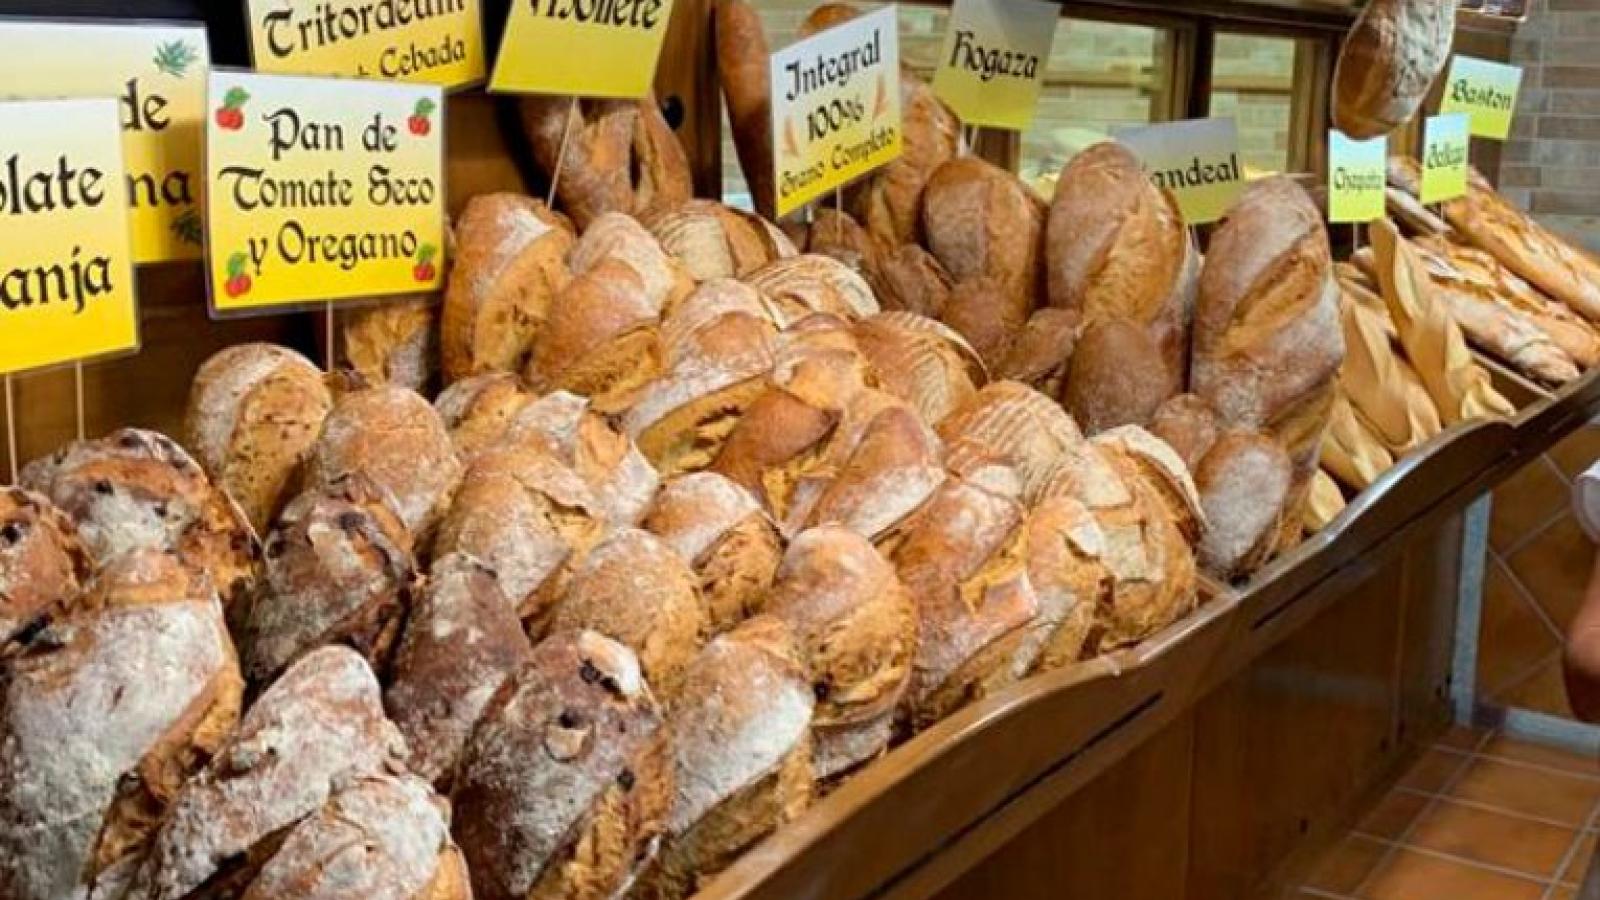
854,311,986,425
432,371,536,465
0,486,91,650
765,525,916,778
185,342,333,532
625,279,780,477
634,616,815,900
432,441,606,629
236,474,415,687
386,552,533,788
1332,0,1457,139
1016,493,1110,672
503,389,661,527
643,472,783,634
646,198,797,282
1065,317,1181,434
1149,393,1223,473
569,210,695,312
1194,430,1293,581
342,296,439,393
876,243,954,318
548,527,708,698
126,645,409,900
888,463,1038,730
937,380,1085,502
452,630,672,900
0,551,242,900
1093,424,1208,545
745,254,880,325
21,427,261,609
305,384,463,541
997,307,1081,399
440,193,573,383
527,258,665,413
237,773,469,900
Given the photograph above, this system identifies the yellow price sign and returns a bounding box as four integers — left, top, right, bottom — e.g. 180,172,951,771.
1327,130,1386,224
0,19,208,264
205,71,446,315
1112,118,1243,225
932,0,1058,131
770,6,904,218
1439,54,1523,141
245,0,486,88
490,0,675,97
0,98,139,377
1420,112,1470,205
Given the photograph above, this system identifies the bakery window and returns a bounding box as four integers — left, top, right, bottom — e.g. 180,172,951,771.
1018,18,1179,195
1206,31,1331,177
718,0,948,209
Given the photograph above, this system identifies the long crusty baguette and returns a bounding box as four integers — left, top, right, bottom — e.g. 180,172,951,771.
1337,283,1443,454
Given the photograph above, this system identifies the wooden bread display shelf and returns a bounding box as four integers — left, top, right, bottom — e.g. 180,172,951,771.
693,368,1600,900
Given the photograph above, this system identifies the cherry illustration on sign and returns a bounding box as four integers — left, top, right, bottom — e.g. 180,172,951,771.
215,87,248,131
224,251,253,297
408,97,435,136
413,243,437,282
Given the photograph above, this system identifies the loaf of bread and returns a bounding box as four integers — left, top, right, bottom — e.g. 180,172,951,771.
1420,236,1600,369
746,254,880,324
625,280,780,476
1193,177,1343,553
548,527,708,697
528,258,666,413
1046,141,1196,407
1338,260,1400,339
441,193,573,382
569,211,695,313
1307,469,1347,532
635,616,814,899
997,307,1079,399
800,207,885,293
1386,185,1453,239
1039,435,1198,651
433,440,605,628
766,525,915,778
505,389,660,527
452,630,671,900
0,551,241,900
1408,238,1579,383
1148,393,1221,473
940,275,1028,367
876,243,954,318
236,773,469,900
1015,492,1109,672
643,472,783,634
646,199,797,282
848,72,960,247
1192,430,1292,580
236,474,414,686
1092,424,1207,545
923,157,1045,310
342,297,439,393
1323,388,1397,490
126,645,408,900
519,96,692,230
854,311,986,425
185,343,333,532
1065,318,1183,434
386,552,533,788
1332,0,1457,139
716,0,778,219
21,428,261,608
1370,219,1516,422
433,372,536,464
937,380,1086,502
889,462,1039,729
1338,284,1443,453
0,487,90,650
305,384,462,540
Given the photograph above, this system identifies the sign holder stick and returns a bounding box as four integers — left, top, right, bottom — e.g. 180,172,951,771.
73,362,85,442
547,97,579,208
324,302,336,372
4,375,16,484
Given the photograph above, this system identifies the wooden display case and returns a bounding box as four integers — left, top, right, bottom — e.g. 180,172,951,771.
0,2,1569,898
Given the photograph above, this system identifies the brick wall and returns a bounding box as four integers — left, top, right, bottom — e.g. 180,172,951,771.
1496,0,1600,252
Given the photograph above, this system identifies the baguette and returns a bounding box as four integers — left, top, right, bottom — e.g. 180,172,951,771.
766,525,916,778
1307,469,1347,532
1323,388,1397,490
185,343,333,532
1422,237,1600,369
1332,0,1457,139
0,487,91,651
1337,284,1443,452
1369,218,1516,422
0,551,241,900
452,630,671,900
440,194,573,382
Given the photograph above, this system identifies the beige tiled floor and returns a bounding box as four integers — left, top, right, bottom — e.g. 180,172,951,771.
1294,728,1600,900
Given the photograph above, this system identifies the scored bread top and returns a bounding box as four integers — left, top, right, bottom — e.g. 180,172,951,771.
646,199,797,282
432,372,537,465
746,254,881,325
127,646,408,900
0,551,238,900
937,381,1086,502
923,156,1046,306
854,312,986,426
504,390,660,527
569,211,693,313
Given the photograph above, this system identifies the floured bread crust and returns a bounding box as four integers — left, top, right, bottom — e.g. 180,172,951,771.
185,343,333,532
1193,430,1292,581
643,472,783,633
0,551,241,900
854,312,987,426
745,254,880,325
764,525,916,779
343,297,440,394
923,156,1046,311
433,372,537,465
936,380,1085,503
569,212,695,314
528,259,665,414
645,199,796,283
0,486,91,650
452,631,671,900
505,391,661,528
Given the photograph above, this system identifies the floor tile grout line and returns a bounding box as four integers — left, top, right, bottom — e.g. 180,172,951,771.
1336,830,1558,889
1499,495,1572,559
1351,748,1479,897
1496,549,1571,646
1465,746,1600,784
1487,649,1567,711
1543,800,1600,900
